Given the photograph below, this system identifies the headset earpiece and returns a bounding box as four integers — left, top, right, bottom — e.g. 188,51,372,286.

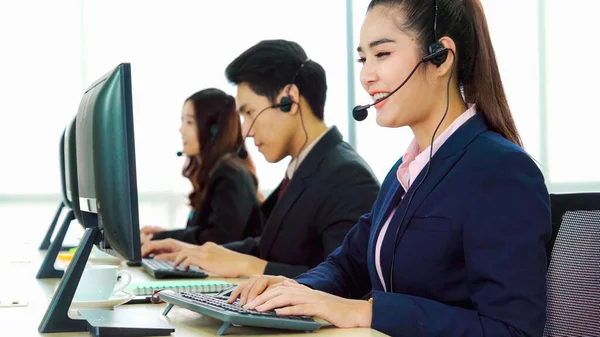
425,41,449,67
275,58,310,113
209,123,218,142
278,96,293,113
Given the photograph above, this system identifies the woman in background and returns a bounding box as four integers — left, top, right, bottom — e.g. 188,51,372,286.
141,88,262,246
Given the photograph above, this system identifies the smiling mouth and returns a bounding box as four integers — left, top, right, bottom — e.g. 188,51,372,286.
372,92,390,109
371,92,389,102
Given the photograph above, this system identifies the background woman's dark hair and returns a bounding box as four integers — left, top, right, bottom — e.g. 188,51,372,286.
368,0,523,147
183,88,261,209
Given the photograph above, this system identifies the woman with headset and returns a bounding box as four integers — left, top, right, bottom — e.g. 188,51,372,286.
227,1,551,336
141,88,263,246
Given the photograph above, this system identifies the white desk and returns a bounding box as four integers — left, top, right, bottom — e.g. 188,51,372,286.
0,243,387,337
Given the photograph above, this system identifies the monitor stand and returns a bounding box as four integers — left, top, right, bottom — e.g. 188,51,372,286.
38,226,100,333
80,309,175,337
38,227,175,336
36,209,75,279
39,202,67,250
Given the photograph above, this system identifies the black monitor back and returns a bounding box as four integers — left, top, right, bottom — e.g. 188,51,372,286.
75,63,140,262
63,117,84,225
59,128,71,209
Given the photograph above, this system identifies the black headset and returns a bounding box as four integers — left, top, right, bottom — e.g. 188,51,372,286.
274,57,311,113
208,123,218,142
177,95,233,157
206,95,235,145
426,0,449,67
236,58,311,159
352,0,449,122
386,0,455,293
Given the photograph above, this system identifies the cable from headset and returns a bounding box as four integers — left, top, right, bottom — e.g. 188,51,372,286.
433,0,440,41
388,49,456,293
286,60,310,174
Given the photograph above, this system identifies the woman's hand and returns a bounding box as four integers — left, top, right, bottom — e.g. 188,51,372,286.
246,281,373,328
141,238,193,258
140,226,166,235
227,275,298,306
139,226,166,244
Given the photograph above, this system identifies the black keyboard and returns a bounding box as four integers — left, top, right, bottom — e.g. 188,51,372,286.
159,291,320,335
141,258,208,279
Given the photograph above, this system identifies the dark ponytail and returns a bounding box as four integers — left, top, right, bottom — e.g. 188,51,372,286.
462,0,522,147
368,0,523,147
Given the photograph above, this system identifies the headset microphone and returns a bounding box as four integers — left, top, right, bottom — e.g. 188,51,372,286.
237,144,248,159
237,58,312,159
352,104,370,121
176,151,183,157
352,46,448,122
236,102,280,159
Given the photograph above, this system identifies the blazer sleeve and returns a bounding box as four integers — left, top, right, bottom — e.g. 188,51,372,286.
263,162,380,279
152,165,259,245
316,162,380,258
223,236,261,256
294,212,373,299
369,151,551,337
151,228,186,241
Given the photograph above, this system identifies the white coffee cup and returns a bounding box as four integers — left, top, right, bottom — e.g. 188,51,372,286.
73,265,131,301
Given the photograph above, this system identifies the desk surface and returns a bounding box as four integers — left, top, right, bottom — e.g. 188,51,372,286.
0,243,386,337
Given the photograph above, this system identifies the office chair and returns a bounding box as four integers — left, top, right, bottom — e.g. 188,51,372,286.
544,193,600,337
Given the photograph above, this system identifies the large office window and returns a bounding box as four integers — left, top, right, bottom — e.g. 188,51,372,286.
2,0,598,236
0,1,83,195
546,1,600,189
0,0,348,230
81,0,348,196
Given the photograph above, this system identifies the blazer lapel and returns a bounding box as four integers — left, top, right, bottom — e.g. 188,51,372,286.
259,127,344,258
378,113,489,287
370,173,404,250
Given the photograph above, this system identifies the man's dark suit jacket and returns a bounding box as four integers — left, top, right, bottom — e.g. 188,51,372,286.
152,159,262,245
224,126,380,277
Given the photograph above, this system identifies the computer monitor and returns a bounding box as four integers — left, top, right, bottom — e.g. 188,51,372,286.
39,63,150,334
64,118,84,226
37,117,85,278
75,62,141,262
59,127,71,210
39,129,70,251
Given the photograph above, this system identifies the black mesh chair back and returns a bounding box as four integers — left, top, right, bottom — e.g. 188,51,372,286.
544,193,600,337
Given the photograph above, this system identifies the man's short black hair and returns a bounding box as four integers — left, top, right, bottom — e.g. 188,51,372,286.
225,39,327,120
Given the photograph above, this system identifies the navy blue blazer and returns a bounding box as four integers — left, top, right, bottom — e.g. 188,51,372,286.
295,113,551,337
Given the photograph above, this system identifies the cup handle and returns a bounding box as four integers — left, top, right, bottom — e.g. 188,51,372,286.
112,270,132,295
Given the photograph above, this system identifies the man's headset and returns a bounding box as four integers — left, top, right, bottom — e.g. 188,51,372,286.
237,58,311,159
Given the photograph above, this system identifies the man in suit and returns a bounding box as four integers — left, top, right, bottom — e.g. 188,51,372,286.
141,39,380,278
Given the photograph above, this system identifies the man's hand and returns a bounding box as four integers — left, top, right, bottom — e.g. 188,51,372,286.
161,242,268,278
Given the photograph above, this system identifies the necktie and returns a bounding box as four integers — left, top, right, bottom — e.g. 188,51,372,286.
278,176,290,199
